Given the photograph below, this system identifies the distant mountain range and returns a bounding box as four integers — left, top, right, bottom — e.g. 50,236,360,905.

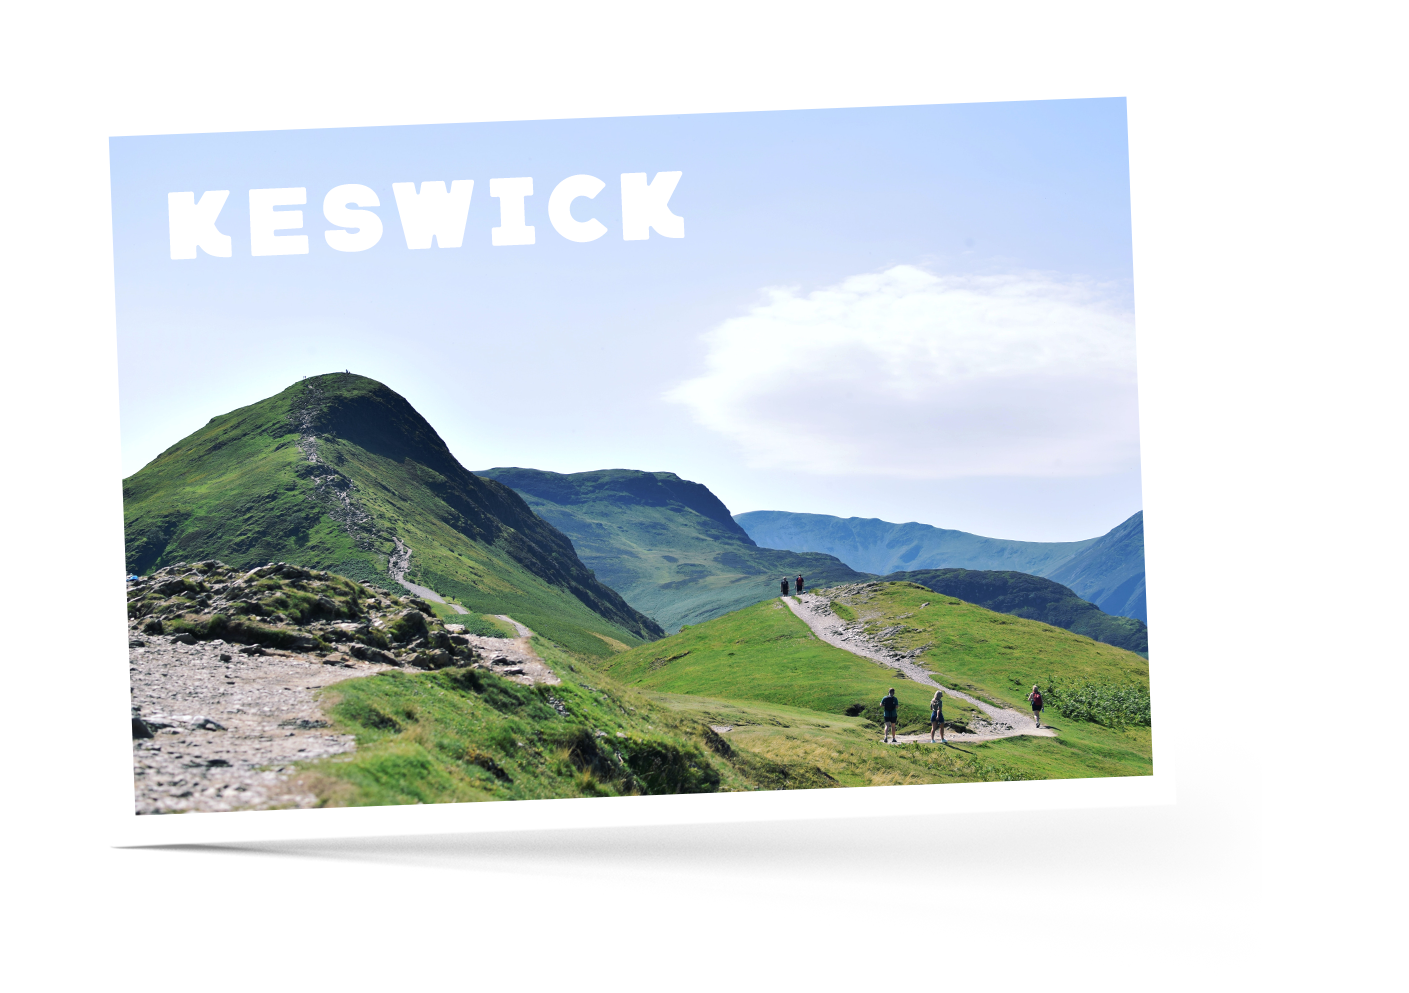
736,510,1146,622
886,569,1147,654
476,468,871,632
123,373,662,655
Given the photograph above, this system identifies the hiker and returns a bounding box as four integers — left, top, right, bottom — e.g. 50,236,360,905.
930,689,946,744
1028,684,1044,728
795,574,805,594
881,688,899,743
780,577,790,596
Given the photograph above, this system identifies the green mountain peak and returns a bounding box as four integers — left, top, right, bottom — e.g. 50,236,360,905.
123,372,662,654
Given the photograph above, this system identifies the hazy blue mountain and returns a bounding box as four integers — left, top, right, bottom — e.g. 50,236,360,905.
1045,511,1146,621
478,468,872,632
885,568,1147,654
736,510,1147,622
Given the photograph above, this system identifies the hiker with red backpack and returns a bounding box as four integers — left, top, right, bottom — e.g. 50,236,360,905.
1028,684,1044,728
795,574,805,594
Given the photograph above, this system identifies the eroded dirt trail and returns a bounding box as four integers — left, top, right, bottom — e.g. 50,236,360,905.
784,593,1055,744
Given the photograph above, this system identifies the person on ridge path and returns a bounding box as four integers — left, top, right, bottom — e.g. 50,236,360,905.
795,574,805,594
881,688,900,743
1028,684,1044,728
780,577,790,596
930,689,946,744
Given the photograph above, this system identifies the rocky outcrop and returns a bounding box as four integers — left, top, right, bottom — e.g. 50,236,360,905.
126,560,480,670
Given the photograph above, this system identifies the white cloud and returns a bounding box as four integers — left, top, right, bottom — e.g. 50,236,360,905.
665,265,1139,479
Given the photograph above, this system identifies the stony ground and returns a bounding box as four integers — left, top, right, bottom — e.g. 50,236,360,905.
128,630,387,813
130,618,558,814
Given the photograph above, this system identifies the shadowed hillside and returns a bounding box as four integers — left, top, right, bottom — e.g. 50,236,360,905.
478,468,872,632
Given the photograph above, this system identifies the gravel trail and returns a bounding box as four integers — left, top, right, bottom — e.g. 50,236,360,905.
784,593,1056,744
389,536,468,613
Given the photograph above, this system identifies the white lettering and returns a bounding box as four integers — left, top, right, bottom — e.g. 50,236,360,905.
249,188,308,256
489,177,535,246
167,190,231,259
620,171,684,240
391,180,474,249
323,184,383,252
547,175,608,243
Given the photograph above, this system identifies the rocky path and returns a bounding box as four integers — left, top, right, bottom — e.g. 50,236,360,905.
129,632,394,814
390,537,468,614
452,616,559,686
784,594,1055,745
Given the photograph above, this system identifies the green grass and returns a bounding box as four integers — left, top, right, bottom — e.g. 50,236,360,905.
292,579,1154,805
426,603,518,638
598,581,1152,783
596,597,982,728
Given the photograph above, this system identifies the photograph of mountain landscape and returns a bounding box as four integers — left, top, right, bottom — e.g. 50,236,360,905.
112,98,1150,814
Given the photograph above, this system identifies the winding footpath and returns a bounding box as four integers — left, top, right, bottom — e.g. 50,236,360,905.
784,593,1056,745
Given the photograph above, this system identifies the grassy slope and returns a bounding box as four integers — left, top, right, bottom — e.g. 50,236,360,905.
289,580,1149,805
123,373,657,658
300,635,1031,805
884,567,1148,655
601,582,1152,782
597,598,983,727
477,468,872,632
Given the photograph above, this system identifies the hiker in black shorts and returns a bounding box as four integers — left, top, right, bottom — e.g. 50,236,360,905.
795,574,805,594
1028,684,1044,728
881,688,899,743
930,689,946,744
780,577,790,596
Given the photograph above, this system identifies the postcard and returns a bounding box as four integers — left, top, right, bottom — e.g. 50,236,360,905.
111,98,1161,840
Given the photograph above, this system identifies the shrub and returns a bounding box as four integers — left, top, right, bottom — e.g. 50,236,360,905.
1042,679,1151,729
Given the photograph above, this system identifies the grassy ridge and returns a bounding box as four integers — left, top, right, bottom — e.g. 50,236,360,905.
124,373,659,658
884,567,1148,654
597,597,982,728
600,581,1152,782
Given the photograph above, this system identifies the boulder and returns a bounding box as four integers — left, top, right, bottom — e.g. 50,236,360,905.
190,716,226,731
142,618,164,635
170,632,197,645
132,715,155,739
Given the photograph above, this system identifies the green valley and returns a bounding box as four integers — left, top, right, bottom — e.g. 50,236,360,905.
477,467,872,632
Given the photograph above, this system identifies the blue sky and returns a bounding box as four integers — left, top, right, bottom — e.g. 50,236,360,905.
111,98,1139,541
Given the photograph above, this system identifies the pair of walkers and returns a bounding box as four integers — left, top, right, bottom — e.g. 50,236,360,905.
779,575,806,597
879,688,947,745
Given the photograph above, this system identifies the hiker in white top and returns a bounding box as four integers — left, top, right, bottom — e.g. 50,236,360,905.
930,689,946,744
